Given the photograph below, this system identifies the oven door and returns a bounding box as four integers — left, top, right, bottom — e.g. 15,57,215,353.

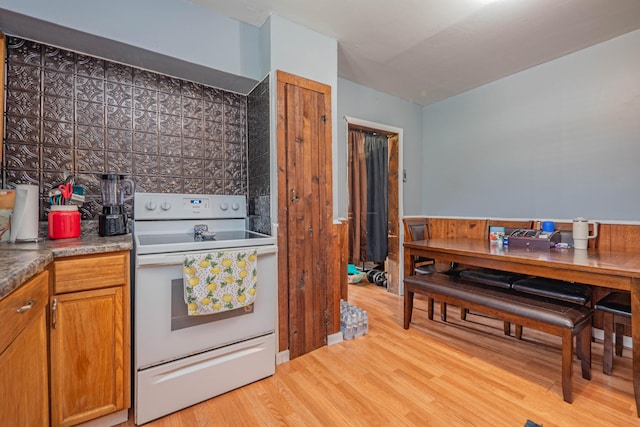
134,244,278,370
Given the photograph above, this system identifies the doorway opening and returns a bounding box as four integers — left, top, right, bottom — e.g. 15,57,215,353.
344,117,403,295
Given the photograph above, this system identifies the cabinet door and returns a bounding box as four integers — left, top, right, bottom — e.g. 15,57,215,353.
50,287,125,427
0,270,49,427
0,307,49,427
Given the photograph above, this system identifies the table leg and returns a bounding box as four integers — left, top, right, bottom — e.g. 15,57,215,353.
404,287,414,329
404,247,413,280
632,279,640,417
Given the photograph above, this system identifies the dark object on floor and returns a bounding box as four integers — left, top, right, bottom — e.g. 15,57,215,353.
372,270,387,287
366,269,377,283
364,263,386,287
524,420,543,427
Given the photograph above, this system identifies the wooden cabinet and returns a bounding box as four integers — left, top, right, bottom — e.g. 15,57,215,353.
0,270,49,427
50,251,130,427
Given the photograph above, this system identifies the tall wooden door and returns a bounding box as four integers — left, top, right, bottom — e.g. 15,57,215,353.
277,71,333,359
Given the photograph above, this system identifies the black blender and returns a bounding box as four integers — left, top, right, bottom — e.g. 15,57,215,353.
98,172,134,236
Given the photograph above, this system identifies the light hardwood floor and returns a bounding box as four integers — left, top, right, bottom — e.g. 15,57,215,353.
121,282,637,426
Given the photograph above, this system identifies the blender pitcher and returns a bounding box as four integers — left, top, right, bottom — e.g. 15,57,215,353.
100,172,134,207
99,172,135,236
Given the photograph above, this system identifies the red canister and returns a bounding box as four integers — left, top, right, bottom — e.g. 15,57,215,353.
48,205,81,239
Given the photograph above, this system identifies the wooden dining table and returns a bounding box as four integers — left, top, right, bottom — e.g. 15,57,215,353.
403,238,640,416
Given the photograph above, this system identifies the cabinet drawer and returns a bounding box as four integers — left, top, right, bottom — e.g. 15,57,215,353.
0,270,48,352
54,251,129,294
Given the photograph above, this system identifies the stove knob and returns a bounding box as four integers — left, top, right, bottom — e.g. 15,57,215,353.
220,202,229,211
231,202,240,211
161,201,171,211
146,201,157,211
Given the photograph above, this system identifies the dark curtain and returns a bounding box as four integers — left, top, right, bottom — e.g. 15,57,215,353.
347,130,367,264
365,133,388,262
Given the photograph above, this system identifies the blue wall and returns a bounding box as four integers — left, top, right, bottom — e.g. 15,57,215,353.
422,29,640,221
337,78,423,217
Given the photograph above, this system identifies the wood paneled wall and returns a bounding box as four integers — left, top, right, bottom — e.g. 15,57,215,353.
428,218,488,239
328,220,348,336
422,218,640,252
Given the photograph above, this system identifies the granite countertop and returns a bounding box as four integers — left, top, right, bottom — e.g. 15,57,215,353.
0,233,133,300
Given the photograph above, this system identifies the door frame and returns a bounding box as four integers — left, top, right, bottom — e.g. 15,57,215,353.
344,116,404,295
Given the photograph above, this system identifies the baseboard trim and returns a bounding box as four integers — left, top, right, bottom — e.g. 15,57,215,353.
276,349,290,365
76,408,128,427
327,331,343,346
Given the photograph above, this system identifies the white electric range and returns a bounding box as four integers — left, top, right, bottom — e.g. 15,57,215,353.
132,192,277,425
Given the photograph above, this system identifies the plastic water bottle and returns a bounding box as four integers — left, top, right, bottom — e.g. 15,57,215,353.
345,313,354,340
353,309,362,338
345,313,352,339
340,301,369,339
340,313,348,339
341,310,351,340
362,310,369,335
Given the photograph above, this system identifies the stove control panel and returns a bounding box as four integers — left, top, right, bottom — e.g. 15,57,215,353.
134,192,247,220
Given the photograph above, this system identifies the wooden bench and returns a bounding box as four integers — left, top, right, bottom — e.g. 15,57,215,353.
404,273,593,403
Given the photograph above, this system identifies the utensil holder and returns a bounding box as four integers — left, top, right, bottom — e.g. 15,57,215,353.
48,205,81,239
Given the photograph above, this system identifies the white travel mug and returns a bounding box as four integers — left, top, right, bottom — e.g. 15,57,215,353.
572,217,598,250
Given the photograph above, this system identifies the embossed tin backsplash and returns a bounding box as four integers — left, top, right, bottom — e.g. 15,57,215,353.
1,36,265,221
247,77,271,235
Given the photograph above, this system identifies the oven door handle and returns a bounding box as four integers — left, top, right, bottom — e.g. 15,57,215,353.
136,245,278,267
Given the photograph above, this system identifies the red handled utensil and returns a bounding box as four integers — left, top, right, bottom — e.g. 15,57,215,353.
58,182,73,203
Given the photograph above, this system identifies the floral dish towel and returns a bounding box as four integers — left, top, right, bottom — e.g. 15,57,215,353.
183,249,258,315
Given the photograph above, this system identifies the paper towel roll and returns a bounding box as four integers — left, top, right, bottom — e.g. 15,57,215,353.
10,184,39,242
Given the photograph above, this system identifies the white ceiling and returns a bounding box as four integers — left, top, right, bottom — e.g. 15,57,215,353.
190,0,640,106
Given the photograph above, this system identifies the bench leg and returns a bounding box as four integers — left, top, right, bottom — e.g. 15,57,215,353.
428,297,435,321
503,321,511,336
561,329,574,403
577,324,592,381
404,287,414,329
515,325,523,340
441,302,447,322
615,320,625,357
603,312,614,375
461,307,468,321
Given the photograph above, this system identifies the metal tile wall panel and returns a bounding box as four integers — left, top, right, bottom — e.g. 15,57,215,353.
247,76,271,235
2,36,252,221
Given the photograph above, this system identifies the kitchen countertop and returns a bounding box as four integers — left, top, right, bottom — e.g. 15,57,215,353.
0,233,133,300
